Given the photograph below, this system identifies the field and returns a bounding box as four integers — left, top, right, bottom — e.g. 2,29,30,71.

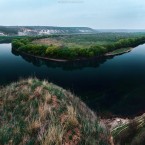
33,33,145,48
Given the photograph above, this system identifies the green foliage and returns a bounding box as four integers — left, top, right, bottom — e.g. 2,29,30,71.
12,39,30,49
12,36,145,60
56,33,145,44
0,26,18,35
45,45,60,56
19,44,48,56
0,36,32,43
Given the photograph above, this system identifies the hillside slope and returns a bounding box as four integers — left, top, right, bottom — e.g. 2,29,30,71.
0,26,96,36
0,78,110,145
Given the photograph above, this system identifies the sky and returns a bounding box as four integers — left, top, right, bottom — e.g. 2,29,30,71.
0,0,145,29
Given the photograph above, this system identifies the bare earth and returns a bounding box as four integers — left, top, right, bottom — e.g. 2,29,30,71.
33,38,62,46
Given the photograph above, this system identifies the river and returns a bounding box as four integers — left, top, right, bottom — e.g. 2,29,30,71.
1,43,145,117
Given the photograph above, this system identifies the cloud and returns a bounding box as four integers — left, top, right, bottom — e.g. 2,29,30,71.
0,0,145,28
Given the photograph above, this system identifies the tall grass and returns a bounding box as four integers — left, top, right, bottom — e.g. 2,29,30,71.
0,78,110,145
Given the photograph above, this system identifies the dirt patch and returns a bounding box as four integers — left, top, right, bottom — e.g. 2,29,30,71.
33,38,62,46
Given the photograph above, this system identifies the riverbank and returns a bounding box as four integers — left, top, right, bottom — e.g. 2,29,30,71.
17,50,69,62
105,47,133,56
13,46,134,62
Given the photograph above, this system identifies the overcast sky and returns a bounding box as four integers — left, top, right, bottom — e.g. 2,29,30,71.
0,0,145,29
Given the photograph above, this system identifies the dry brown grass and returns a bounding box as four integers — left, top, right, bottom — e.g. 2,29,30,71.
0,78,110,145
65,106,79,128
33,38,63,46
27,120,42,134
113,114,145,145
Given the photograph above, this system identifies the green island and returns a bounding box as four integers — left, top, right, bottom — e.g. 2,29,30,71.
11,34,145,61
1,78,145,145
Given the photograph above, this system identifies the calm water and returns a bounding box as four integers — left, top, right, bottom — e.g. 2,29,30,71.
1,43,145,117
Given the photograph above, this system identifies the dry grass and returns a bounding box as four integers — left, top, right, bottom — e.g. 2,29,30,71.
42,125,65,145
33,38,63,46
64,106,79,128
112,114,145,145
0,78,110,145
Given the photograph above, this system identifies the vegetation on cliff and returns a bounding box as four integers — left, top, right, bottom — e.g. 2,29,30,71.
112,114,145,145
0,78,110,145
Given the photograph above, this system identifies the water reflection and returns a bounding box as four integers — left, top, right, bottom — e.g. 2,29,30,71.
12,48,113,70
0,44,144,117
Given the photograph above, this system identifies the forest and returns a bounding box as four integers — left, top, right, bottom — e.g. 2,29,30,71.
12,33,145,60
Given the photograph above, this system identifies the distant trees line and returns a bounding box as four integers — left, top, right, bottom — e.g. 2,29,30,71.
0,26,18,35
0,36,33,44
12,37,145,60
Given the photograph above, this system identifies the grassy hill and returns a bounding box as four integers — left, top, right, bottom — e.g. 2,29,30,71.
1,78,145,145
0,78,110,145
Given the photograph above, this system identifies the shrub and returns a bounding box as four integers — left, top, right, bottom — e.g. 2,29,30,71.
19,44,48,56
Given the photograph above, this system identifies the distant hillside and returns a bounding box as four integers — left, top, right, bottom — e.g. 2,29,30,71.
96,29,145,33
1,26,145,36
0,26,96,36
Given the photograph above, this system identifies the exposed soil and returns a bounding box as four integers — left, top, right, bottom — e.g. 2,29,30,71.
33,38,62,46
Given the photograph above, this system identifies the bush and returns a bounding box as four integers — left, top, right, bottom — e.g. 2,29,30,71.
45,45,60,57
12,39,30,49
19,44,48,56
